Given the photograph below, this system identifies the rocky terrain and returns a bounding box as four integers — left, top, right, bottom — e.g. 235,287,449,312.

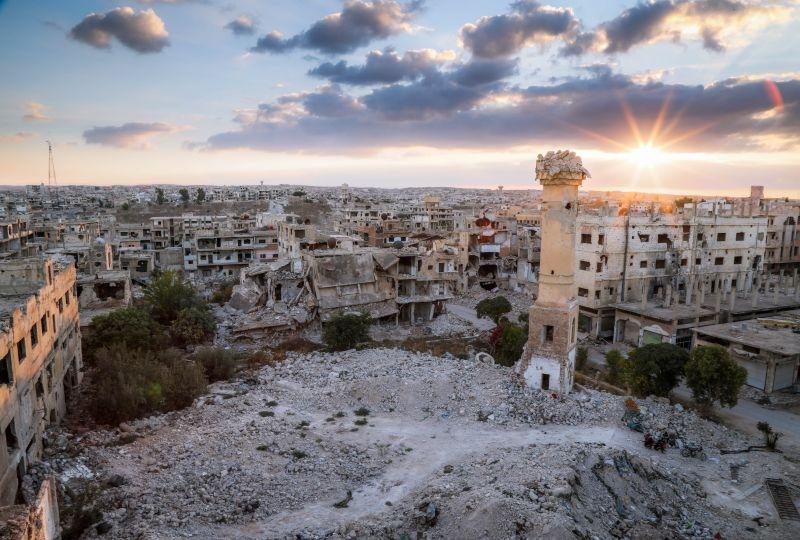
32,348,800,539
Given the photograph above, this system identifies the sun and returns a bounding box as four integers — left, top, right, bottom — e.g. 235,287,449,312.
627,144,665,166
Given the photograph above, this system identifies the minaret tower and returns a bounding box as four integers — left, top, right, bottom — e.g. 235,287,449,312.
517,150,590,393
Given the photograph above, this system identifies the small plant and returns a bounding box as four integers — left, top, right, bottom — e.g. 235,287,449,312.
325,417,335,422
266,400,278,407
297,420,310,429
756,421,783,450
259,411,274,417
334,411,346,418
291,450,307,459
256,445,268,451
350,427,359,432
354,418,368,426
354,407,370,417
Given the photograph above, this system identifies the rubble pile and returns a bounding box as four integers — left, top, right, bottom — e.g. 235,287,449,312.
424,313,475,336
47,349,799,539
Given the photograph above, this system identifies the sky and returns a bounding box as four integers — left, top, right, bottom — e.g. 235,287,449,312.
0,0,798,196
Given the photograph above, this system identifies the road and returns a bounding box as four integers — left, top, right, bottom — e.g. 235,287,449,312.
673,385,800,451
446,303,496,331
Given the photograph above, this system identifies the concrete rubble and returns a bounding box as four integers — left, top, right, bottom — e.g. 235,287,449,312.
30,348,800,539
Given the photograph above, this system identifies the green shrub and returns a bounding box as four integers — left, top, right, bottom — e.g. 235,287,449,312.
323,313,372,351
604,349,624,386
84,307,165,359
170,307,215,347
354,407,370,416
490,323,527,367
575,347,589,371
354,418,368,426
194,347,239,382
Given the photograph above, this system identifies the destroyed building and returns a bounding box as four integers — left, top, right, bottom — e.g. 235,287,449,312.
0,257,83,505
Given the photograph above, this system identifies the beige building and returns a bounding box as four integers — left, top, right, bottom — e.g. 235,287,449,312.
0,258,82,505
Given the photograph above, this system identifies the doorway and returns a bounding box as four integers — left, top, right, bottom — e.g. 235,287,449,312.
541,373,550,390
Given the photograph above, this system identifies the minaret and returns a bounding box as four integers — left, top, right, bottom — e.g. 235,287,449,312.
517,150,590,393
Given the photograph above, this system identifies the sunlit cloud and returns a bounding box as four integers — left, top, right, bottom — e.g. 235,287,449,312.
23,101,49,122
83,122,183,149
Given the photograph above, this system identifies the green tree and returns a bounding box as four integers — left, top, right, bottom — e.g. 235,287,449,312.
143,270,206,326
179,188,190,203
84,307,165,359
121,202,130,211
292,190,306,197
621,343,688,397
323,313,371,351
476,296,512,323
604,349,624,386
196,187,206,203
575,346,589,371
684,345,747,408
491,323,527,367
155,187,166,205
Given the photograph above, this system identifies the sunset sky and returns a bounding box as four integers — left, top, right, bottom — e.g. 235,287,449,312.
0,0,798,196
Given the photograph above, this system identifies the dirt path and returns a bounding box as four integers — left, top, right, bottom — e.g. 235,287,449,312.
208,415,637,538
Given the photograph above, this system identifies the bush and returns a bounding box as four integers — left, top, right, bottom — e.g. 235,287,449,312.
170,307,215,347
685,345,747,408
490,323,527,367
143,270,206,326
756,421,783,450
84,307,165,360
620,343,688,397
323,313,372,351
604,349,624,386
575,347,589,371
194,347,239,382
476,296,512,323
91,344,207,424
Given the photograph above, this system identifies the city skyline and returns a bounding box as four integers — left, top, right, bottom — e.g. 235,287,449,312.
1,0,799,196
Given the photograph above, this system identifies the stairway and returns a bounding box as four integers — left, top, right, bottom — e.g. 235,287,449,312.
765,478,800,521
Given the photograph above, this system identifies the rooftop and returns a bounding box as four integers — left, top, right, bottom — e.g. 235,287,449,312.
694,309,800,356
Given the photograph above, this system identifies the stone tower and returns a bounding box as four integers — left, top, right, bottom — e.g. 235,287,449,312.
517,150,590,393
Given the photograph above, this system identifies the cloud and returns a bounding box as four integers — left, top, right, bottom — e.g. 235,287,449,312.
225,15,256,36
251,0,422,55
69,7,169,53
451,58,519,87
202,67,800,155
459,0,580,58
23,102,49,122
561,0,789,56
0,132,36,144
308,48,454,85
83,122,178,148
137,0,207,4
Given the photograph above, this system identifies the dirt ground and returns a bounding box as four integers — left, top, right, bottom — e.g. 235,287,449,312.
46,348,800,540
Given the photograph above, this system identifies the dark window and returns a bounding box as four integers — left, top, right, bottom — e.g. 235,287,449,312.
578,287,589,297
640,260,648,268
438,262,445,272
697,233,703,241
717,233,726,241
680,258,687,266
715,257,724,265
639,234,650,242
579,260,590,271
544,325,554,342
734,256,742,264
736,232,745,241
65,291,70,305
655,259,666,269
5,419,19,453
30,325,38,348
596,262,603,272
580,233,591,244
17,339,26,362
682,225,690,242
695,258,701,265
657,233,669,243
0,352,12,386
595,290,600,299
598,234,604,245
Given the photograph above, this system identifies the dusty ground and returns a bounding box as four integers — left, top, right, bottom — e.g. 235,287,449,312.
46,348,800,540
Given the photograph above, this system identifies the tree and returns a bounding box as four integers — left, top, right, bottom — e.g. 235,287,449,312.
155,187,166,205
756,421,783,451
604,349,624,386
476,296,512,323
323,313,371,351
684,345,747,408
170,307,215,347
143,270,206,326
292,190,306,197
575,347,589,371
196,187,206,203
179,188,190,203
620,343,688,397
121,202,130,211
490,323,527,367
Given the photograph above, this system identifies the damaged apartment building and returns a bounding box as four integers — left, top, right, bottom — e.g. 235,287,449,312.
227,237,461,339
0,257,83,505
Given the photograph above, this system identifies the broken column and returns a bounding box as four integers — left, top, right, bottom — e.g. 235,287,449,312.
518,150,589,394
